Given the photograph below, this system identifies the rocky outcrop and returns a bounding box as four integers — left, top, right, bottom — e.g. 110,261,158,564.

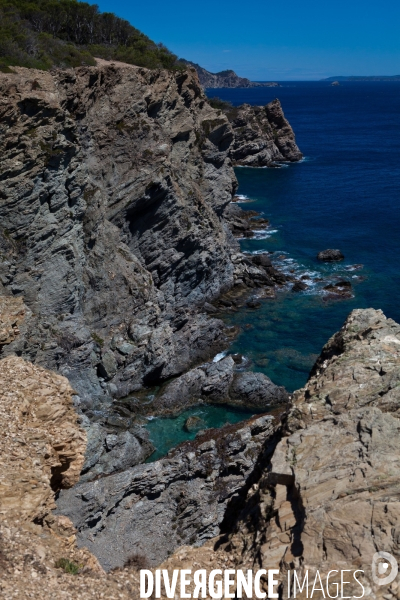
317,248,345,261
182,61,279,88
0,353,86,524
56,414,278,570
226,100,303,166
157,308,400,600
0,344,139,597
152,355,289,414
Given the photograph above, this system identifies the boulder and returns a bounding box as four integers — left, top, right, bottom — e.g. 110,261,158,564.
229,371,289,409
98,350,118,380
251,253,272,268
246,300,261,308
317,248,344,261
323,280,352,298
292,281,308,292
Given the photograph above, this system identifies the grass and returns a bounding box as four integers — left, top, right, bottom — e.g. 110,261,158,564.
55,558,80,575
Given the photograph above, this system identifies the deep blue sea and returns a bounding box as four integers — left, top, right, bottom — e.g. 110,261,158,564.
207,82,400,392
146,82,400,459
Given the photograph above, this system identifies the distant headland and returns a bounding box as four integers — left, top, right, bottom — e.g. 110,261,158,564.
323,75,400,81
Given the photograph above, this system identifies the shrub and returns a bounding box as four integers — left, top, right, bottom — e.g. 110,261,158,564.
55,558,80,575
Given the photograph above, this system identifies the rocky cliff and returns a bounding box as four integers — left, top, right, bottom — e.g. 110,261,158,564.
182,61,279,88
226,100,303,166
0,61,236,404
0,60,300,478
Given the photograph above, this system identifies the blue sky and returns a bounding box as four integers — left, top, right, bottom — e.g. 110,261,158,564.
96,0,400,80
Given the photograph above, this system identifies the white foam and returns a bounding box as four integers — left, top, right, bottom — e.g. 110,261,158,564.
213,351,227,363
252,228,278,240
232,194,255,203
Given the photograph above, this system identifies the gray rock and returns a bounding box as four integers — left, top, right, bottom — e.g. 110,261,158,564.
98,350,118,380
230,371,289,408
251,253,272,268
80,422,154,483
56,414,277,570
292,281,308,292
152,356,288,414
317,248,344,261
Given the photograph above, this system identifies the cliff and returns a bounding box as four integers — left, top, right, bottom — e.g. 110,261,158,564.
182,61,279,88
226,100,303,166
0,61,236,402
0,60,300,478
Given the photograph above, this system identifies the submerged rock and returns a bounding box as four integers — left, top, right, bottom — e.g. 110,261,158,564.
183,416,204,432
317,248,345,261
323,280,352,298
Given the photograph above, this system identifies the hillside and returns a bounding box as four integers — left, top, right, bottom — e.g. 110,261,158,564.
182,59,279,88
0,0,181,70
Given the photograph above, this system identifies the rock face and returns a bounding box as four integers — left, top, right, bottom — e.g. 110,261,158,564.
56,414,277,570
226,101,303,166
182,61,279,88
0,62,237,411
158,309,400,600
0,61,300,479
0,353,86,524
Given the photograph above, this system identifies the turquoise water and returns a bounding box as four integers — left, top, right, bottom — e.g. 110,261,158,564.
208,82,400,392
145,404,260,462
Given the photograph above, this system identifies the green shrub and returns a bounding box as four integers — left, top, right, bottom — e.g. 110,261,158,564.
55,558,80,575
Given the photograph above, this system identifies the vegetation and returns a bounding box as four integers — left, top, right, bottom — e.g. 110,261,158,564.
0,0,184,71
207,96,233,111
54,557,80,574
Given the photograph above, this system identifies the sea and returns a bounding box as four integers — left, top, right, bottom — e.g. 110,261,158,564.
146,81,400,459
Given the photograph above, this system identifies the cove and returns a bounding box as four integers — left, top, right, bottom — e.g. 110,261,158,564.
145,81,400,456
145,404,261,462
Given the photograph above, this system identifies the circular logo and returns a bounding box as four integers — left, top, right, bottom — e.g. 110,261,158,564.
372,551,398,586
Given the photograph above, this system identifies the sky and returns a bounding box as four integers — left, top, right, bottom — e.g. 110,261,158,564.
96,0,400,80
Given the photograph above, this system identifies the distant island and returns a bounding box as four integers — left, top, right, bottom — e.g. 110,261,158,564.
181,60,280,89
324,75,400,81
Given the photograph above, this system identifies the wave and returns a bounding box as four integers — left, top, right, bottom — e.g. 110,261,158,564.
213,351,228,363
250,228,278,240
232,194,256,203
